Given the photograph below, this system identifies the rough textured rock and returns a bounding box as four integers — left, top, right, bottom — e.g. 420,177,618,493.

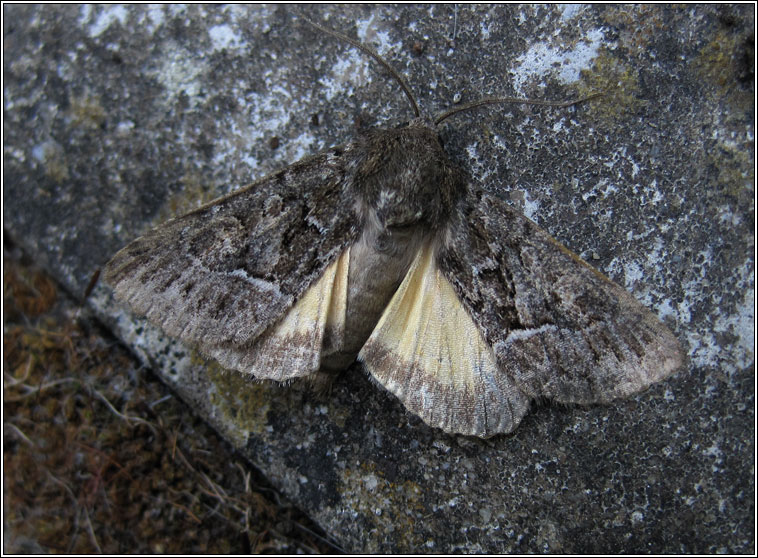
4,4,753,553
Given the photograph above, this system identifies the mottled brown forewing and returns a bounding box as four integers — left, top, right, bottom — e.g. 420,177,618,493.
104,149,360,356
438,189,683,406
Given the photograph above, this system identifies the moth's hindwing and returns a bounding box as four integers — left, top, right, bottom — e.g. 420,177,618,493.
103,149,360,376
359,240,530,438
438,189,684,409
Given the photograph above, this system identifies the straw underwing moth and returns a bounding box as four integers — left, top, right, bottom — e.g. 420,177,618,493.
104,18,683,437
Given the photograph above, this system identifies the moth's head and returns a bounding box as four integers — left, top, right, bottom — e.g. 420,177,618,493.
355,119,464,232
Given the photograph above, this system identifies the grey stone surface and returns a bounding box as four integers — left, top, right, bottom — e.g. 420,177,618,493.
4,4,754,553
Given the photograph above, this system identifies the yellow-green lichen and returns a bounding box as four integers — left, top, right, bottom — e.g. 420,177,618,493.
151,172,220,227
339,462,426,552
69,93,106,129
39,141,70,183
576,52,645,121
707,140,755,199
693,30,753,111
195,352,272,443
324,395,350,429
600,5,672,52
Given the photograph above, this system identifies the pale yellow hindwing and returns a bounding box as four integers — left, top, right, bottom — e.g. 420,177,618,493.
207,248,349,381
359,241,529,437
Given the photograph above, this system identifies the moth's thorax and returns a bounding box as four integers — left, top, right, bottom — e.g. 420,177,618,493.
351,119,464,232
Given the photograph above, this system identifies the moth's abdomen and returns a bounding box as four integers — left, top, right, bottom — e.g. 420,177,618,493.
321,224,429,370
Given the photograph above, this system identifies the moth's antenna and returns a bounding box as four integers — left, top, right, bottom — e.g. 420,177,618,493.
434,92,604,126
303,17,422,119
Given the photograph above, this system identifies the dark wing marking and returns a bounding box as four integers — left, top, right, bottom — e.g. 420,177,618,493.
438,188,683,406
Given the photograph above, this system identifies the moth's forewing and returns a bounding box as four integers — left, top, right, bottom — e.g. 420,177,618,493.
438,190,684,407
104,149,360,379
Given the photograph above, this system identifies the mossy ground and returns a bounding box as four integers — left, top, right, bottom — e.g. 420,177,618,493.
3,239,341,553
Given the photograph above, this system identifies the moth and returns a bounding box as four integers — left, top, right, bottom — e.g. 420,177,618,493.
104,19,683,437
